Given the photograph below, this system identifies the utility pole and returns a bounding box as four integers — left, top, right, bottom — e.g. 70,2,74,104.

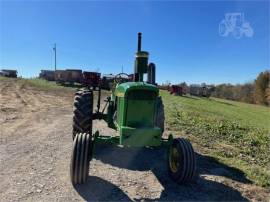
53,43,57,71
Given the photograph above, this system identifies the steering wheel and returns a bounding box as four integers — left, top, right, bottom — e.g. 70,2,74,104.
114,73,130,84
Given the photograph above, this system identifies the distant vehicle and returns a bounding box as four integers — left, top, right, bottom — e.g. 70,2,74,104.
54,70,68,83
66,69,83,83
82,71,101,89
190,84,211,97
39,70,55,81
169,85,183,96
0,69,17,78
54,69,82,84
43,69,123,90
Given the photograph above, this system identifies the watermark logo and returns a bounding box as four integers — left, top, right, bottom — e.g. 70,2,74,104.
219,13,254,39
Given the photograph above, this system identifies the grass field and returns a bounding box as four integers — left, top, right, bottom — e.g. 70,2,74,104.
160,90,270,187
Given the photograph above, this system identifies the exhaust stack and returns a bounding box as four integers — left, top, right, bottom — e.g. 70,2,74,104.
134,33,149,82
137,32,142,52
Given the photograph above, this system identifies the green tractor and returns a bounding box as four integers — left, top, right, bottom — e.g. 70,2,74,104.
70,33,196,185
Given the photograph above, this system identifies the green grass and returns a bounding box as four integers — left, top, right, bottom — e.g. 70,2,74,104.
25,78,68,90
161,90,270,187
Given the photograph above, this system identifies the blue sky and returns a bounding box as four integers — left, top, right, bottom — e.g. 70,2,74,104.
0,1,269,84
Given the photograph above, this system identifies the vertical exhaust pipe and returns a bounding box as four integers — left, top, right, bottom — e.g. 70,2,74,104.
134,32,148,82
137,32,142,52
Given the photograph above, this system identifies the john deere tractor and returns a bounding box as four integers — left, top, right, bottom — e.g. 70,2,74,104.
70,33,196,185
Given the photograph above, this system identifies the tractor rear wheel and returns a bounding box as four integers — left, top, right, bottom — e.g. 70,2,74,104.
155,96,165,132
73,88,93,139
70,133,92,185
168,138,196,184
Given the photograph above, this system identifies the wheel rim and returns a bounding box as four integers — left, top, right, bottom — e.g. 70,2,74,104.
169,146,180,173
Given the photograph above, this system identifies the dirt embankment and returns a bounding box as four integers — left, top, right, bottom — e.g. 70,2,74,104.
0,78,269,201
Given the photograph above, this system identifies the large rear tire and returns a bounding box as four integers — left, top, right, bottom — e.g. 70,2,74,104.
73,88,93,139
155,96,165,132
168,138,196,184
70,133,92,185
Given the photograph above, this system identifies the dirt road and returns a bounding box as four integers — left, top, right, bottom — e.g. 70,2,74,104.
0,79,268,201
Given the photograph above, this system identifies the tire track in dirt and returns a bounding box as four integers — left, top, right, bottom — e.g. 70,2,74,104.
0,79,74,201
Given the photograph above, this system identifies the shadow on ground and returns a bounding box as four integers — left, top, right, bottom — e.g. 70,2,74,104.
75,176,131,201
75,144,249,201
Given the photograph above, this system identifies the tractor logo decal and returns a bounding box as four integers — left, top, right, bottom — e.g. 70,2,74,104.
219,13,254,39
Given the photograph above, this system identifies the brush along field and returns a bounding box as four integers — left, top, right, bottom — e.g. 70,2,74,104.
0,77,269,201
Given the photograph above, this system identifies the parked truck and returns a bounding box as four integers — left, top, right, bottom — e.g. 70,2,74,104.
190,84,211,97
0,69,17,78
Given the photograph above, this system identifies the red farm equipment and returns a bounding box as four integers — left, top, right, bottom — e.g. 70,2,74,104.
169,85,183,96
82,71,101,90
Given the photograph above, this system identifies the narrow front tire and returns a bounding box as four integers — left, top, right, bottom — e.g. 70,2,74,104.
70,133,92,185
167,138,196,184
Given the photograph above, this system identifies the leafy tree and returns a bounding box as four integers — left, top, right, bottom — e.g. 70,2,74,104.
254,71,270,105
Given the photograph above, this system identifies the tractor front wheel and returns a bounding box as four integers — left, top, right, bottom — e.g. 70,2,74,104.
70,133,92,185
168,138,196,184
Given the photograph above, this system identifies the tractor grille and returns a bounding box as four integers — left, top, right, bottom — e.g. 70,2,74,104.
125,90,156,127
127,90,156,100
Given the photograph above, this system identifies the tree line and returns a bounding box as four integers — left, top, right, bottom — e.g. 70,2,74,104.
211,70,269,106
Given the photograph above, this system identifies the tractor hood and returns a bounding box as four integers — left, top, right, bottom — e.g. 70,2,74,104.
115,82,158,97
